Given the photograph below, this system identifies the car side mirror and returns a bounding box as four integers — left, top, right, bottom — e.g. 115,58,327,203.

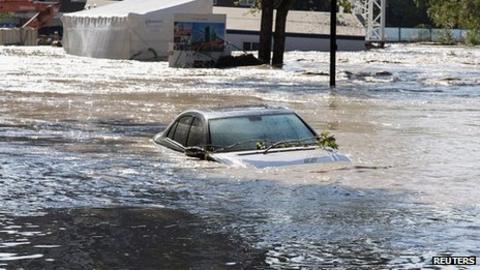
184,146,207,159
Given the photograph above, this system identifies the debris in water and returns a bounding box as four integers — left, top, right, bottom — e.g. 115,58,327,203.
215,54,263,68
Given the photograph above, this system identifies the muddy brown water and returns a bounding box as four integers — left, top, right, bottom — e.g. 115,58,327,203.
1,45,480,269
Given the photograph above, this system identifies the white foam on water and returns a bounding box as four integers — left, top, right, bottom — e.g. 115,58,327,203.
33,245,61,248
0,253,43,261
0,242,30,248
1,44,478,99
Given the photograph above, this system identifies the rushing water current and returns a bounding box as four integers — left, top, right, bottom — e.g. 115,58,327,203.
0,44,479,269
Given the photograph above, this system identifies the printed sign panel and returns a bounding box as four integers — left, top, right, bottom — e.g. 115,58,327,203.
170,14,227,68
174,21,225,52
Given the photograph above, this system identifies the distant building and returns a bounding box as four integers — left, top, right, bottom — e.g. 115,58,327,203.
214,7,366,52
214,0,330,12
8,0,87,35
71,0,365,52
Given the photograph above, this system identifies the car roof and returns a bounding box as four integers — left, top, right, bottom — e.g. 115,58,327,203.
184,105,295,120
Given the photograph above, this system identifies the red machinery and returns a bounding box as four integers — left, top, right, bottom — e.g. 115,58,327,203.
0,0,60,28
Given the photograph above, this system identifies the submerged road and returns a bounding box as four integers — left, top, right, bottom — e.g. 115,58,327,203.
0,44,479,269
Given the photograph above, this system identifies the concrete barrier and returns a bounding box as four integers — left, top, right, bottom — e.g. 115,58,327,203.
385,27,468,43
0,28,38,46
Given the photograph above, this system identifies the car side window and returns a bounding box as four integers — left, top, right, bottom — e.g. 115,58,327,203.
172,116,193,146
187,117,205,147
167,121,179,139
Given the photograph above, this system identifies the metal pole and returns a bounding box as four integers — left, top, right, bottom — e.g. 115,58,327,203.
330,0,337,88
367,0,374,41
380,0,386,41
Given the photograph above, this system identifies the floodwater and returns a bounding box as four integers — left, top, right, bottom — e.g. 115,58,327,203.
0,44,479,269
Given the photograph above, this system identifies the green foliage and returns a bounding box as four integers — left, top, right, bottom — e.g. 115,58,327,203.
233,0,261,12
424,0,461,29
256,141,266,150
417,0,480,44
205,145,216,152
317,131,339,150
439,28,456,45
338,0,352,13
465,29,480,45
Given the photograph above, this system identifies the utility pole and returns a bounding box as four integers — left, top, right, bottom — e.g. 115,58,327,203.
330,0,337,87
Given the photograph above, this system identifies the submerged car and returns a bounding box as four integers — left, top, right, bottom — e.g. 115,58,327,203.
153,106,350,168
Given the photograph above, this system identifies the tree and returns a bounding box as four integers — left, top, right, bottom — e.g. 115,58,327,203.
417,0,480,44
271,0,295,66
258,0,293,67
258,0,274,64
258,0,351,67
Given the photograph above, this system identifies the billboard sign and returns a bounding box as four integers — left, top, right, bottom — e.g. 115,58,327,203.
173,14,226,52
170,14,227,68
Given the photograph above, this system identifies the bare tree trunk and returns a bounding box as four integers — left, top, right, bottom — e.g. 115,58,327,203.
271,0,294,67
258,0,274,64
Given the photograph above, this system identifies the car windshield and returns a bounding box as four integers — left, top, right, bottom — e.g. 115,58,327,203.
209,113,316,152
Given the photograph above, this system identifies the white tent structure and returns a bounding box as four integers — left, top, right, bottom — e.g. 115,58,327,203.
61,0,212,60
